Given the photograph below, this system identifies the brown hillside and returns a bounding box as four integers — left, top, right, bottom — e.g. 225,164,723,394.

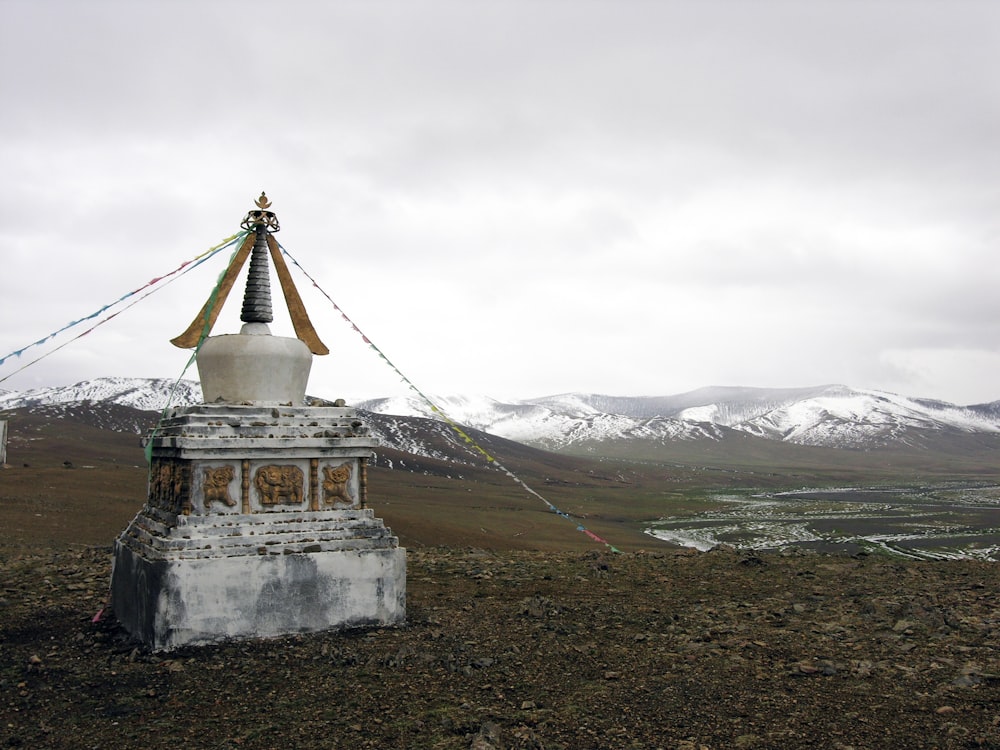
1,409,999,747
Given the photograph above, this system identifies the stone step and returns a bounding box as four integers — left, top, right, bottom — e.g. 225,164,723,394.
122,515,395,551
154,408,374,441
137,515,386,541
162,404,365,420
143,504,377,528
134,507,394,543
116,531,400,561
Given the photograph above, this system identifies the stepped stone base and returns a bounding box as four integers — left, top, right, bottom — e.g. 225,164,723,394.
109,403,405,651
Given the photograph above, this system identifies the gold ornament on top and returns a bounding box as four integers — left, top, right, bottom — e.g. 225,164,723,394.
241,192,280,233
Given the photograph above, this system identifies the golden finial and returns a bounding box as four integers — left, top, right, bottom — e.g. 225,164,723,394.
241,192,280,233
172,191,327,354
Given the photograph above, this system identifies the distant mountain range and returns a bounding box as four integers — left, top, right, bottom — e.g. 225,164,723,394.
5,378,997,558
0,377,202,414
356,386,1000,451
2,378,999,461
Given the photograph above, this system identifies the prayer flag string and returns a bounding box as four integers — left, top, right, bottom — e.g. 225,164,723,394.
0,231,247,384
0,223,621,553
279,241,621,554
143,232,252,465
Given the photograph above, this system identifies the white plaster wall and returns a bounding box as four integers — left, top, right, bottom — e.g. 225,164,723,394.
197,334,312,405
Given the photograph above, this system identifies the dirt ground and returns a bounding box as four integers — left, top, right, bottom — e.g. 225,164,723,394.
1,544,998,750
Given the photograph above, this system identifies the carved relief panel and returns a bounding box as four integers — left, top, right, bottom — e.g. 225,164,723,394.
321,461,356,509
149,457,369,514
147,458,192,515
253,464,305,508
199,464,238,512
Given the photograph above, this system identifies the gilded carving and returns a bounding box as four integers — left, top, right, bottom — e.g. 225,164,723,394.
149,460,172,507
203,465,236,509
174,463,192,515
359,456,368,509
241,459,251,513
322,462,355,507
148,460,191,514
254,465,304,506
309,458,320,511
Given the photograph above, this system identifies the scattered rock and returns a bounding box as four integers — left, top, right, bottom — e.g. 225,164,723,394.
1,547,998,748
470,721,503,750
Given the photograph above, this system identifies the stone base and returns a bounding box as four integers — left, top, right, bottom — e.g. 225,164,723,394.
110,508,405,651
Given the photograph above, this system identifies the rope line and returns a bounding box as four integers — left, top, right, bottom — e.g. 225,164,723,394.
278,241,622,554
0,231,247,384
95,231,251,625
1,225,622,552
143,232,252,464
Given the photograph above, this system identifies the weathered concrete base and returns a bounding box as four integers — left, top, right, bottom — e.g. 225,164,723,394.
111,508,405,651
111,543,405,651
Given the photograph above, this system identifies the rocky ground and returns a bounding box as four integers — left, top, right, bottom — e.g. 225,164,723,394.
1,545,998,749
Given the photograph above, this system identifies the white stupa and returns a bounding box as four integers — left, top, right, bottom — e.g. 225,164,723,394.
109,193,406,650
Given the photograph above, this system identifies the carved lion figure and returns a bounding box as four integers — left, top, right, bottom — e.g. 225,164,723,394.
322,463,355,507
203,465,236,509
254,465,304,506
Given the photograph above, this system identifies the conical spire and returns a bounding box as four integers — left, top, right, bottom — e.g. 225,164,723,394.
239,192,278,326
240,228,273,325
171,192,328,355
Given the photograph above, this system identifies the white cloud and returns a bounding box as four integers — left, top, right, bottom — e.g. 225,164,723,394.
2,0,999,405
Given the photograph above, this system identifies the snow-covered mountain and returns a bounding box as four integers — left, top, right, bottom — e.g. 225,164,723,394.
2,377,999,451
0,376,201,413
357,385,1000,450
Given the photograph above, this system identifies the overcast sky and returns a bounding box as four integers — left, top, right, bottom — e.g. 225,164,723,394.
2,0,998,405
